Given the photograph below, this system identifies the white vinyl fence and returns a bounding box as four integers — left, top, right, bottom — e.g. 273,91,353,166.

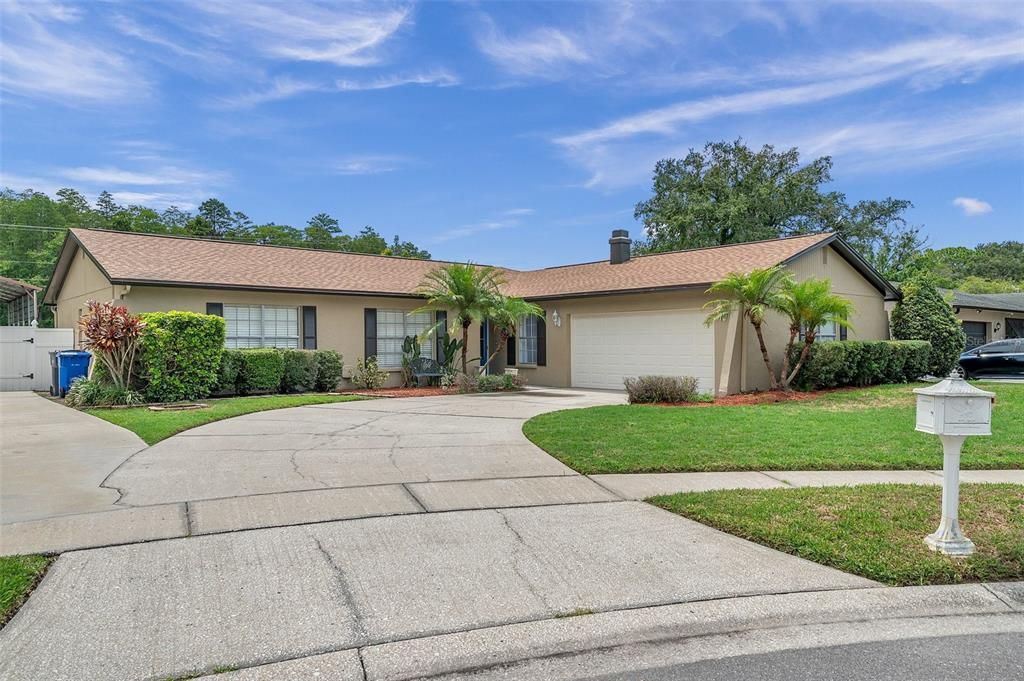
0,327,74,391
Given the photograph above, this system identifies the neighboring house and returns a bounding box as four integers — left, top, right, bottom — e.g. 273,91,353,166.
943,290,1024,349
0,276,41,326
43,228,898,394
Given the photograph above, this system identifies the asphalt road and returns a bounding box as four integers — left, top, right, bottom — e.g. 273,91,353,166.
593,633,1024,681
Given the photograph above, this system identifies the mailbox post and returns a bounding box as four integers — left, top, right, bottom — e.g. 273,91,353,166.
913,373,995,556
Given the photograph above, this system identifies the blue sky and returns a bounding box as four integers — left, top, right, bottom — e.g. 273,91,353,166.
1,0,1022,268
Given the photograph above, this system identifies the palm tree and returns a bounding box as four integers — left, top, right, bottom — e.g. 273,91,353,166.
778,278,855,388
480,295,544,373
704,265,792,391
415,263,504,374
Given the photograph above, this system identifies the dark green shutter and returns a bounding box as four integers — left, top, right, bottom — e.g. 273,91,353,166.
206,302,223,316
364,308,377,359
506,334,516,366
302,306,317,349
435,311,447,360
537,315,546,366
839,320,848,341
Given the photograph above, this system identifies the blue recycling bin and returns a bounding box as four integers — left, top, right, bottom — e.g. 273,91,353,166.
56,351,92,397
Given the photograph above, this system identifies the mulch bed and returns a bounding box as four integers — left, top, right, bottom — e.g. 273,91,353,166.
338,386,454,398
653,386,860,408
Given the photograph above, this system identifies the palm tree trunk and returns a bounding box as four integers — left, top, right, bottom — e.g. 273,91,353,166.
786,337,815,387
461,319,471,374
752,321,779,391
483,330,509,373
779,325,800,390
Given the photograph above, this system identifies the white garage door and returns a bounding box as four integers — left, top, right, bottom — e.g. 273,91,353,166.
571,310,715,392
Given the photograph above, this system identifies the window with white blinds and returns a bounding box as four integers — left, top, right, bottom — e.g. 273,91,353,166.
518,315,538,365
224,304,300,348
377,310,434,368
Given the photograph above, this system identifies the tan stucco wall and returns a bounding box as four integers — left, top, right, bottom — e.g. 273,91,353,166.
739,245,890,390
53,249,124,346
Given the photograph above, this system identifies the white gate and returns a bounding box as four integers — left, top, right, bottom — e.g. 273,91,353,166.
0,327,74,391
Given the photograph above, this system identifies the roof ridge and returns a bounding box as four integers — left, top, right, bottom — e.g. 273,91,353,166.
69,227,518,271
535,231,833,271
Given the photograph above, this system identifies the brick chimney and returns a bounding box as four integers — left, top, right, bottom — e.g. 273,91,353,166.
609,229,631,264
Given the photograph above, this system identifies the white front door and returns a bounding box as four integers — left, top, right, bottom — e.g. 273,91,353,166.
570,310,715,392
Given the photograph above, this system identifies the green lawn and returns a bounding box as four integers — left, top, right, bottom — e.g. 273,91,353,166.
523,382,1024,473
87,394,367,444
650,483,1024,586
1,555,51,627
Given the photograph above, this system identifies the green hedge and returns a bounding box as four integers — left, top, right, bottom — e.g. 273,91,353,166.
138,312,225,402
788,340,932,390
238,349,285,394
215,348,343,395
314,350,343,391
280,349,318,393
217,349,243,394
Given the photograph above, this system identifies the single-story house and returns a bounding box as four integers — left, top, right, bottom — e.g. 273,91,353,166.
43,228,898,394
0,275,41,326
943,290,1024,349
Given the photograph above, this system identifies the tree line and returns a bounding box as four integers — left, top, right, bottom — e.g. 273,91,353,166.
0,187,432,295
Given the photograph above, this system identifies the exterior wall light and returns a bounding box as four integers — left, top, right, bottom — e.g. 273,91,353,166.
551,310,561,327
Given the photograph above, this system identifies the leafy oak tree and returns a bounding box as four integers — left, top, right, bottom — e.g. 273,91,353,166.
634,140,924,278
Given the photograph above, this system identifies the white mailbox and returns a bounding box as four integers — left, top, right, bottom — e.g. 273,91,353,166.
913,373,995,556
914,377,995,436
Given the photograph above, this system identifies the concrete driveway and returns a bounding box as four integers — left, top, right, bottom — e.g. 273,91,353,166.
0,392,145,524
104,388,625,506
2,388,1022,680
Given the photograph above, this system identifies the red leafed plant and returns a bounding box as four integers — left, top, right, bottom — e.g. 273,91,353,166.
77,301,146,388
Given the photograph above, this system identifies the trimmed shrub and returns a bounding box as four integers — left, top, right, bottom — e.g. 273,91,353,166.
280,349,318,393
456,372,526,393
138,311,225,402
789,340,933,390
238,349,285,394
314,350,343,391
891,277,965,376
624,375,705,404
352,356,388,390
216,349,243,395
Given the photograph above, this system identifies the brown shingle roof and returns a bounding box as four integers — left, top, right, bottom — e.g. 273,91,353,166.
63,228,833,300
69,228,472,297
503,233,833,298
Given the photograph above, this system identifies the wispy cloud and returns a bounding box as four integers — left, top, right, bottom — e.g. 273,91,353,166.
213,77,325,109
187,0,412,67
795,102,1024,172
475,18,589,78
58,165,224,187
0,1,147,104
554,28,1024,188
336,69,459,91
434,208,533,242
953,197,994,216
434,219,519,243
334,155,410,175
557,32,1024,151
